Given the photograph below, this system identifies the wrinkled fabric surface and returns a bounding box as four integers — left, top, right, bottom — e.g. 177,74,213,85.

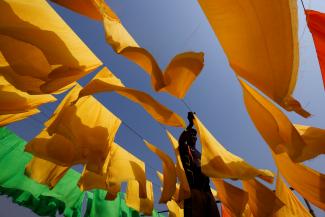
193,115,274,183
198,0,310,117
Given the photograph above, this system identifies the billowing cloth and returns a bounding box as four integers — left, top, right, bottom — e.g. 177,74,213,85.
221,205,233,217
274,174,312,217
78,142,147,199
240,79,325,162
167,199,184,217
193,115,274,183
26,84,122,174
144,140,176,203
165,130,191,201
243,179,284,217
0,0,102,94
272,152,325,210
25,157,68,189
78,67,185,127
198,0,310,117
0,109,39,127
306,10,325,90
0,127,84,217
51,0,203,98
212,179,248,217
125,180,154,216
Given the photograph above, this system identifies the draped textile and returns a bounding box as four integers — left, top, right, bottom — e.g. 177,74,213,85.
0,109,39,127
243,179,284,217
193,115,274,183
144,140,176,203
50,0,204,98
165,130,191,201
0,127,84,217
306,10,325,90
167,199,184,217
25,157,68,189
125,180,154,216
198,0,310,117
26,85,122,174
240,78,325,162
78,67,185,127
0,0,102,94
212,179,248,217
274,174,312,217
272,152,325,210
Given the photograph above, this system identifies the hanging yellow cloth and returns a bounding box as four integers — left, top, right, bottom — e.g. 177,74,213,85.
274,173,312,217
193,115,274,183
50,0,203,98
243,179,284,217
240,78,325,162
212,179,248,217
78,67,185,127
144,141,176,203
198,0,309,117
167,199,184,217
78,142,147,198
0,0,102,94
25,157,68,189
0,109,39,127
165,130,191,201
272,152,325,210
125,180,154,216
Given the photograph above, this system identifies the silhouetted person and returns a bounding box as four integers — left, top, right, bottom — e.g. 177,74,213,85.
179,112,220,217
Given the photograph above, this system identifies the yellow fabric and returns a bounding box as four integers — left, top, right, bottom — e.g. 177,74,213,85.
167,199,184,217
243,179,284,217
0,75,56,115
25,157,68,189
193,115,274,183
274,174,312,217
78,67,185,127
198,0,310,117
0,0,102,93
78,142,147,198
272,152,325,210
165,130,191,201
125,180,154,216
240,79,325,162
144,140,176,203
212,179,248,217
0,109,39,127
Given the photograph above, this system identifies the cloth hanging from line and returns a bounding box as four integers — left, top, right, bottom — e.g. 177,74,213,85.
193,115,274,183
198,0,310,117
78,67,186,127
0,0,102,94
50,0,204,99
273,173,312,217
239,78,325,163
0,109,39,127
306,10,325,91
243,179,284,217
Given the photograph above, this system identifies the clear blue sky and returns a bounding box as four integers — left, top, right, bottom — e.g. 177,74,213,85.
1,0,324,216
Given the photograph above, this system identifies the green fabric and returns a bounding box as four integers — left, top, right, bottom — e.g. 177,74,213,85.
0,127,85,217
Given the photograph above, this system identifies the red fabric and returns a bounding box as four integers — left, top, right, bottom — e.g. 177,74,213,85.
306,10,325,90
221,204,233,217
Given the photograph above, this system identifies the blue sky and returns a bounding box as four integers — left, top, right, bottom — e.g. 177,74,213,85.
1,0,324,216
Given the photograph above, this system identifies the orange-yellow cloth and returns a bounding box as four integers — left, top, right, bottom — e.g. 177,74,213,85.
125,180,154,216
78,67,185,127
144,141,176,203
243,179,284,217
212,179,248,217
272,152,325,210
0,109,39,127
0,0,102,94
274,173,312,217
193,115,274,183
198,0,309,117
51,0,203,98
240,78,325,162
167,199,184,217
306,10,325,90
0,75,56,115
25,157,68,189
165,130,191,201
78,142,147,198
221,204,233,217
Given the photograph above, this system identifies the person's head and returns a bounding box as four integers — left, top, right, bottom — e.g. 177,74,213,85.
187,128,197,148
